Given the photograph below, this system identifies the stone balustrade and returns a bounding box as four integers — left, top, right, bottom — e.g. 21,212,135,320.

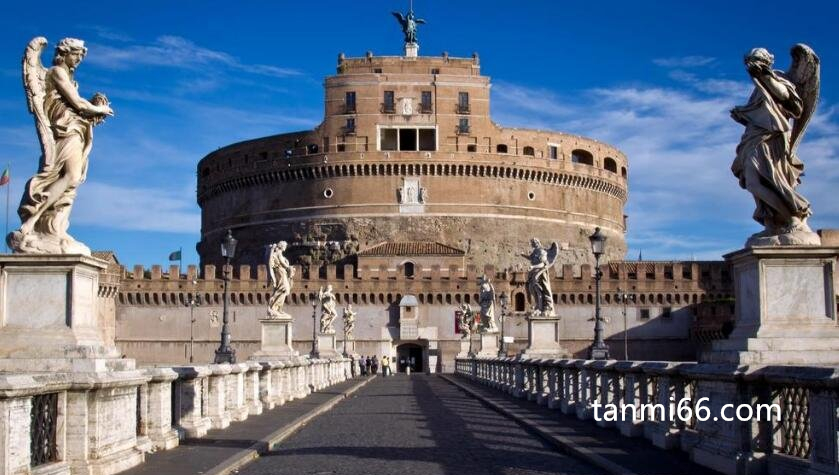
456,357,839,475
0,356,352,475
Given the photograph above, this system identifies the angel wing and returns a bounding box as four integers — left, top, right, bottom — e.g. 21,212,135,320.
546,242,559,267
22,37,54,169
415,18,427,24
786,43,820,156
391,12,406,26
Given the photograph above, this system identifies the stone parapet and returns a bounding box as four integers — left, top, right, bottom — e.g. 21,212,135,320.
459,357,839,475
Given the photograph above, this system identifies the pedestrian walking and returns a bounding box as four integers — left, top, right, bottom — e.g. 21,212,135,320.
359,356,367,375
382,355,390,377
371,355,379,375
365,356,372,375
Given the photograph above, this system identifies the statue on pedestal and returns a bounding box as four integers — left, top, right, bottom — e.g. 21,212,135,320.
8,37,114,255
318,285,337,334
342,305,356,340
457,303,475,339
267,241,294,318
478,275,498,333
730,44,821,247
522,238,558,317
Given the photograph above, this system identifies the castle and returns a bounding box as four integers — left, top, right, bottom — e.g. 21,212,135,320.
105,37,748,371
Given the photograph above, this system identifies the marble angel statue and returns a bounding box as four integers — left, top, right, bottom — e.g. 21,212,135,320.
318,285,337,334
267,241,294,318
478,275,498,333
342,305,356,339
8,37,113,255
457,303,476,339
730,44,821,246
522,238,558,317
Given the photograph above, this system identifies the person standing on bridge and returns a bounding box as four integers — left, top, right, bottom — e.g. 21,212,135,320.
382,355,391,377
371,355,379,374
365,356,372,375
359,356,367,375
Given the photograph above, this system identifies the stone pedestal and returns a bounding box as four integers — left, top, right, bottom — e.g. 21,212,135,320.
250,317,298,361
0,255,132,372
404,42,418,57
520,313,569,358
476,332,499,357
703,246,839,365
456,338,472,358
313,333,340,359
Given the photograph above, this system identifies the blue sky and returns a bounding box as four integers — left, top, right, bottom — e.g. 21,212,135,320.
1,1,837,267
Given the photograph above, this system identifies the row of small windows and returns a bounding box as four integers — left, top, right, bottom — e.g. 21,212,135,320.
118,290,727,308
344,90,467,115
201,162,627,202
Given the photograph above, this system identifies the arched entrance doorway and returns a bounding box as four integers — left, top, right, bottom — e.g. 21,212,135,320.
396,343,424,373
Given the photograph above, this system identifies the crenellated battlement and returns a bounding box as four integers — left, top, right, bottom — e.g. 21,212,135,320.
116,260,733,310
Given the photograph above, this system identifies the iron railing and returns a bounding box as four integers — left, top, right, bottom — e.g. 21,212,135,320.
30,392,58,467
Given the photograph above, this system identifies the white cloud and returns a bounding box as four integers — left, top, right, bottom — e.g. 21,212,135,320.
73,182,199,233
491,69,839,261
85,35,303,78
653,56,716,68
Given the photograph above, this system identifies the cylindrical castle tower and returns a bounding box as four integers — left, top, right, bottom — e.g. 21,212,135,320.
197,51,628,269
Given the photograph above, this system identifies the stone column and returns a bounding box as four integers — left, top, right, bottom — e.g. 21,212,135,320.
172,366,211,438
642,363,681,449
207,364,231,429
144,368,179,451
244,362,263,416
616,362,644,437
226,363,249,422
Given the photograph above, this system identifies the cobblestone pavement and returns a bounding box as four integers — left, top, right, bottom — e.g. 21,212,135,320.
239,374,605,475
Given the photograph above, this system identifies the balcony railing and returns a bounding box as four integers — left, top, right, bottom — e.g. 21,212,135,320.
420,103,433,114
344,104,356,114
456,103,471,114
381,103,395,114
457,124,470,135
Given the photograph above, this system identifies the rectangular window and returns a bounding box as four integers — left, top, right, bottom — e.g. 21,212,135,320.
640,308,650,320
383,91,395,113
345,118,355,134
345,91,356,113
458,92,470,113
373,68,382,74
421,91,432,113
431,68,440,75
418,129,436,151
458,118,470,134
662,307,672,319
380,128,397,151
399,128,417,151
549,146,558,159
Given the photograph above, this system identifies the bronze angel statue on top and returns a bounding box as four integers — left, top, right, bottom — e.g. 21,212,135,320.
8,37,113,255
522,239,559,317
730,44,820,247
392,8,426,44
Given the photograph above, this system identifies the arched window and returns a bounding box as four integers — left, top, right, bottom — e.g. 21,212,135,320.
604,157,618,173
621,166,627,179
523,146,535,156
496,144,508,153
404,262,415,278
571,149,594,166
514,292,526,312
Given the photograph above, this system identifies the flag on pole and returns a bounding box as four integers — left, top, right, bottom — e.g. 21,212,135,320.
0,166,9,186
168,250,182,261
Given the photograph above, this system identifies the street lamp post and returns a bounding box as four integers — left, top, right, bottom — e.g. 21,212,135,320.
498,292,508,357
187,280,201,364
310,292,319,358
615,287,635,360
589,227,609,360
214,229,237,364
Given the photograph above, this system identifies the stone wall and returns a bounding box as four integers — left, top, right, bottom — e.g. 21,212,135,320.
114,260,733,368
